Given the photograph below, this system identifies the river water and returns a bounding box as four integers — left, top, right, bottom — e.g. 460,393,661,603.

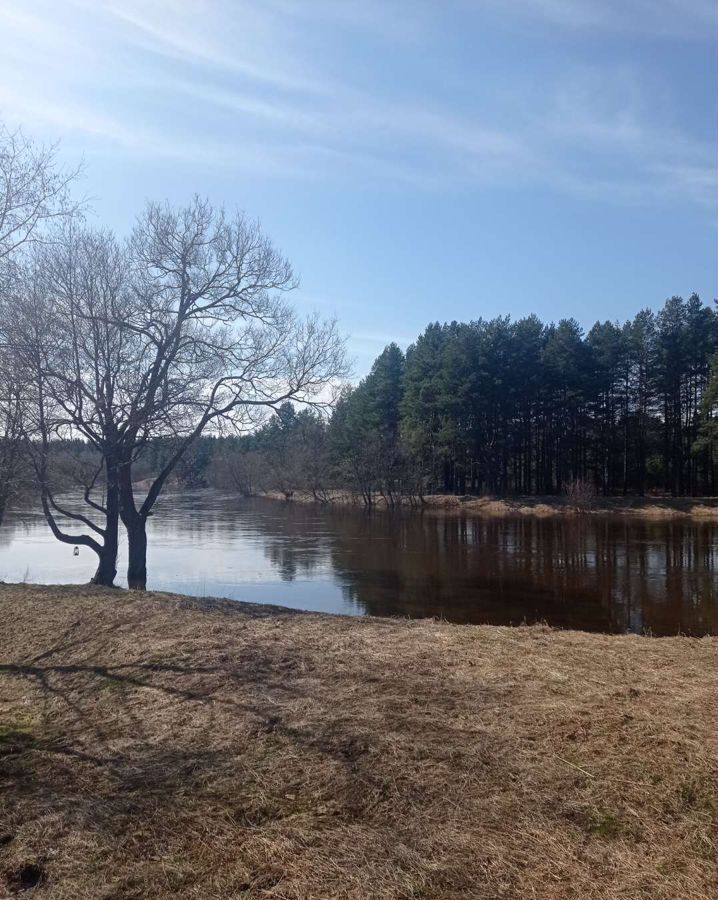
0,492,715,635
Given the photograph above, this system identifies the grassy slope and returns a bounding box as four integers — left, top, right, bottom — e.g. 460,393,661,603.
0,584,715,899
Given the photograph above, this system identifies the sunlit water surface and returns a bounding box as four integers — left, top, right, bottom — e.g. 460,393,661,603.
1,492,715,635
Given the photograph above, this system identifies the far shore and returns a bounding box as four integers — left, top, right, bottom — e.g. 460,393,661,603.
0,583,715,899
259,489,718,521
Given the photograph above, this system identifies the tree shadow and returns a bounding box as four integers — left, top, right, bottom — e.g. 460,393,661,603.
0,601,515,897
0,618,390,833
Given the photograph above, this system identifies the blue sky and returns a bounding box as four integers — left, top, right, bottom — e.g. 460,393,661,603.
0,0,714,375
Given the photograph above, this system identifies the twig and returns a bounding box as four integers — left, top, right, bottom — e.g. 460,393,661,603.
554,755,596,778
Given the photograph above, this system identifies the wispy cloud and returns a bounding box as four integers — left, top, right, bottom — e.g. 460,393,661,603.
534,69,716,206
0,0,712,206
101,0,327,93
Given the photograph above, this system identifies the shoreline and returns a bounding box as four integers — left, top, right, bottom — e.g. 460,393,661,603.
260,489,718,521
0,583,715,899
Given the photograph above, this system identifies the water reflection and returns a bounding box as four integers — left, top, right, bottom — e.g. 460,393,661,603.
1,493,715,635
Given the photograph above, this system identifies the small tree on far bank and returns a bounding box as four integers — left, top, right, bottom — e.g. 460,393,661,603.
209,444,265,497
563,477,596,513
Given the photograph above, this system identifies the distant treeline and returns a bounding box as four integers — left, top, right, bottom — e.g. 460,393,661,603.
154,293,715,501
40,294,718,504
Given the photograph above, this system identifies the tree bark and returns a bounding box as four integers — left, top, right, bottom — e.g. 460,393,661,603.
89,457,120,587
118,453,148,590
126,519,148,590
90,545,118,587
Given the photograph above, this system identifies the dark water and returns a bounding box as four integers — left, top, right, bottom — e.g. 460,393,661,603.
1,493,716,635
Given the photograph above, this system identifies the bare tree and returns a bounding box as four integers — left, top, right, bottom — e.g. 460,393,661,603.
115,198,346,587
0,124,81,526
208,446,265,496
563,476,596,514
263,407,332,503
3,243,123,584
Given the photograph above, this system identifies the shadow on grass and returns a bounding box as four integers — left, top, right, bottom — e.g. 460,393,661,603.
0,623,397,829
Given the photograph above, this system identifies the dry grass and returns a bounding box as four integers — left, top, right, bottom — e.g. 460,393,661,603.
263,490,718,521
0,584,715,900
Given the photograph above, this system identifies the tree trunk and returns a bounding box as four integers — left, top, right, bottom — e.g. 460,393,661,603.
126,518,148,590
90,457,120,587
91,544,118,587
117,452,148,590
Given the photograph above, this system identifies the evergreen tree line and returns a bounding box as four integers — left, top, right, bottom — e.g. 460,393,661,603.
154,294,718,501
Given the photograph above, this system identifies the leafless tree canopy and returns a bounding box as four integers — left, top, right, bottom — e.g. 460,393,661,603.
0,125,80,269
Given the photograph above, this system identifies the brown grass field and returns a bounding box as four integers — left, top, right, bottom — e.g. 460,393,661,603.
0,584,715,899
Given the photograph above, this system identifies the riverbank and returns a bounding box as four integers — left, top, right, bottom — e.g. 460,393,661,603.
264,489,718,520
1,585,715,899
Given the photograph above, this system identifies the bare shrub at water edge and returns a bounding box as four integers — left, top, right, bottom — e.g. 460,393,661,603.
564,477,597,513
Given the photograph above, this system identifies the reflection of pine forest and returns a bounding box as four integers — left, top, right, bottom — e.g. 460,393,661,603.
162,294,716,501
143,496,715,636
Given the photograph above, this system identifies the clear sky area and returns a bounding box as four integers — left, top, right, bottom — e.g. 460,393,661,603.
1,0,714,376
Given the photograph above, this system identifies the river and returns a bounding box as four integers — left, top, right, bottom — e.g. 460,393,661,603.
0,492,715,635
